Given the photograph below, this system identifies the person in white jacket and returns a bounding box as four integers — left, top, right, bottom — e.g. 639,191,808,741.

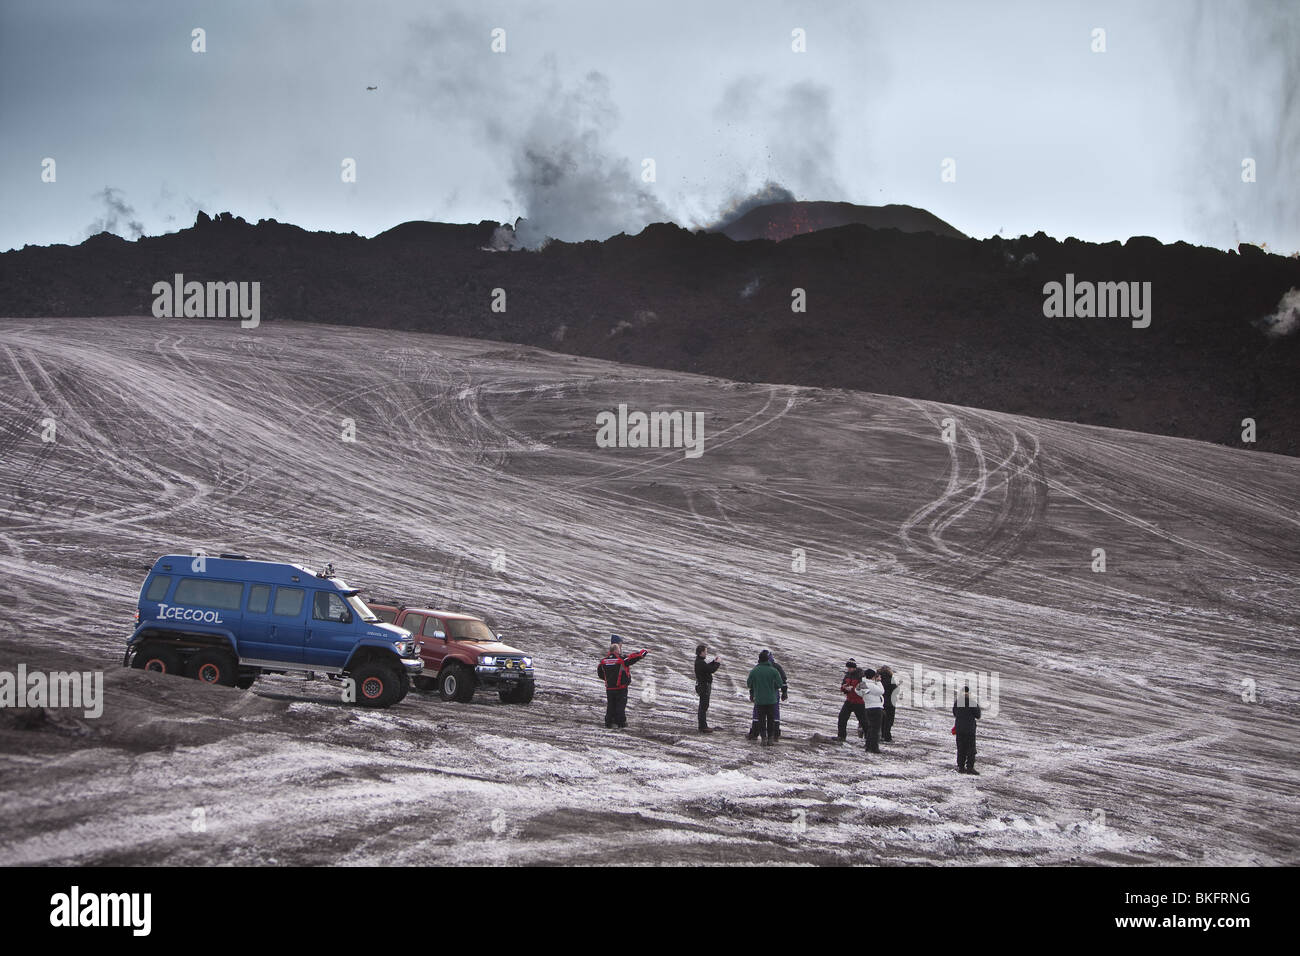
860,668,885,753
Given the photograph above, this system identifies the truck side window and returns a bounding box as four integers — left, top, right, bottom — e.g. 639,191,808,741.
403,614,425,636
312,591,351,624
374,608,396,624
174,578,244,610
422,618,445,638
248,584,271,614
145,575,171,602
273,587,304,617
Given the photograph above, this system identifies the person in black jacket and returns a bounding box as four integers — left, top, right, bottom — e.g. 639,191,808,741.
694,644,721,733
746,651,788,740
953,684,982,773
879,665,897,742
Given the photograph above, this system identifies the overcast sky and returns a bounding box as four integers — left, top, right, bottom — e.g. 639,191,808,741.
1,0,1296,252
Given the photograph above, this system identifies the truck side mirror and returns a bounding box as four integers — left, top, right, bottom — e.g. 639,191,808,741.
433,631,446,640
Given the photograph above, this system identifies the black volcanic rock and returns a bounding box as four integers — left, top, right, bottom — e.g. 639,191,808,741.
1,213,1298,456
375,220,498,245
716,200,967,242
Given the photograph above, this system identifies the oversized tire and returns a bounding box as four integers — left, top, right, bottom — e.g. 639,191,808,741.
438,665,476,703
188,649,238,686
351,661,403,708
393,669,411,703
499,681,535,704
132,643,184,676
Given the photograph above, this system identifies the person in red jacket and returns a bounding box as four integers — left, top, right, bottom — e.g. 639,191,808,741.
596,637,649,729
836,660,868,742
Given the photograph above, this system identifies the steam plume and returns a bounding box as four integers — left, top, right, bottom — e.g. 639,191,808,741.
87,187,143,240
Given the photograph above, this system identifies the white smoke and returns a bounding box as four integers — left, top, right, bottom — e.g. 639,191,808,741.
481,222,525,252
711,78,845,202
404,18,665,248
705,181,796,232
1259,287,1300,337
403,13,853,248
86,186,143,239
509,71,667,248
1181,1,1300,252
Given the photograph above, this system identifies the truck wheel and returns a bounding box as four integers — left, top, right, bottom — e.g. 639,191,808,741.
438,666,476,703
499,682,535,704
352,662,403,708
188,649,238,686
394,669,411,703
132,643,184,676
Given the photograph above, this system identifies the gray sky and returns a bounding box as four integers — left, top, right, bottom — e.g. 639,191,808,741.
1,0,1296,252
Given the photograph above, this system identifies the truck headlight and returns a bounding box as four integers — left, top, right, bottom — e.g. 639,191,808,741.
395,641,414,656
480,656,497,666
522,657,533,668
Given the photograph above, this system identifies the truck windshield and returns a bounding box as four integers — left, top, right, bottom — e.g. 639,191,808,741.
445,619,496,641
347,595,379,623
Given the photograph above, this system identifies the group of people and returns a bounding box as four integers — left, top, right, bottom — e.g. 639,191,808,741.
835,660,894,753
595,640,981,772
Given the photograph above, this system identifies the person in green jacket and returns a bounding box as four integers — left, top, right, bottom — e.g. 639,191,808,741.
746,650,785,746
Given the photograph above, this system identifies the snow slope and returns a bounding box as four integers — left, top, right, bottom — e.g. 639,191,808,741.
0,316,1296,865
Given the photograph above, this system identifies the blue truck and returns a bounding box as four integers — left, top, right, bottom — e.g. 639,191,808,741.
125,553,423,708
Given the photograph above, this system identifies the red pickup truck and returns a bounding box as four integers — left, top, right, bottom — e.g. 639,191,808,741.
367,604,535,704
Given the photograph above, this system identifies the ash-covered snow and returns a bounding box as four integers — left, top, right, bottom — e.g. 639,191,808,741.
0,316,1296,866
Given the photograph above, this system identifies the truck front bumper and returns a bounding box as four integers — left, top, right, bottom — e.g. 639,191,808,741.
400,657,424,675
474,666,534,689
